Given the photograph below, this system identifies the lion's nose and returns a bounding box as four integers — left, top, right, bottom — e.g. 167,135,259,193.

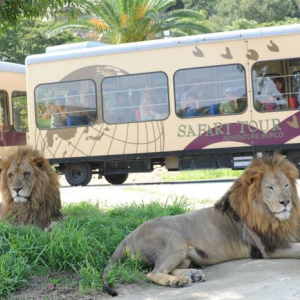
13,187,23,194
279,200,290,207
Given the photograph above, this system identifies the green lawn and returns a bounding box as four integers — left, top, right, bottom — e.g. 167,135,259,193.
162,169,243,181
0,200,189,298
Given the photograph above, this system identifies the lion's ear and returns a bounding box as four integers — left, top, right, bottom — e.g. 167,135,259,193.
32,156,46,169
243,169,262,186
284,161,299,182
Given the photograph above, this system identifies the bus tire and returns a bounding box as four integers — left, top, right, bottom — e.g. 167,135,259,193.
105,174,129,185
65,162,93,186
286,151,300,177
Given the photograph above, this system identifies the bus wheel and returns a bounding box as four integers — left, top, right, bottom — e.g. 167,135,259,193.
286,151,300,177
65,163,92,186
105,174,129,185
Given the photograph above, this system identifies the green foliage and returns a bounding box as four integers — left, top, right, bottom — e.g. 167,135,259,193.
224,19,259,31
0,0,87,28
0,200,189,298
0,19,83,64
12,94,28,131
211,0,300,31
182,0,218,17
48,0,211,44
224,17,300,31
0,251,30,296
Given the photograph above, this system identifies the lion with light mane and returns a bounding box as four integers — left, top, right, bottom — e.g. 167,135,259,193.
103,155,300,296
0,147,62,229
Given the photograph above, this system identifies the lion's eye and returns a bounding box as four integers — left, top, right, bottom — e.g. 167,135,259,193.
266,186,273,190
8,173,13,178
24,172,30,177
285,183,289,188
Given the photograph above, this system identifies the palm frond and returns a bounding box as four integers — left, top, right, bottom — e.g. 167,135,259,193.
171,21,211,34
48,0,211,44
169,29,190,37
151,0,176,12
165,9,206,21
47,24,91,38
93,1,120,29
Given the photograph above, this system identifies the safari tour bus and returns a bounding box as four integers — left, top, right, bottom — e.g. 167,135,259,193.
25,24,300,185
0,62,27,157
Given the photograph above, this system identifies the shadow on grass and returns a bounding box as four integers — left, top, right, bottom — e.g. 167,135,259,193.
0,198,190,298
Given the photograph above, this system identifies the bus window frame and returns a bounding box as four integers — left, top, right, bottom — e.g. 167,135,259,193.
251,58,299,113
12,90,28,132
0,89,10,132
173,63,248,119
34,79,98,130
292,70,300,100
101,71,170,125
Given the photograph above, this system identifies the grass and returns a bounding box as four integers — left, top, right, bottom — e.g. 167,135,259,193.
162,169,243,181
0,200,190,298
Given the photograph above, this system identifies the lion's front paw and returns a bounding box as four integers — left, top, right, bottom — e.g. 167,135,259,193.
186,269,205,282
169,276,192,288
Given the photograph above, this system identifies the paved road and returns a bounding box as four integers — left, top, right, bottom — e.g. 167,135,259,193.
114,259,300,300
59,176,233,208
59,176,300,300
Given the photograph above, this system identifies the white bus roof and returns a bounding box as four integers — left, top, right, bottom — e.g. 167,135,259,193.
46,41,108,53
0,62,25,73
25,24,300,66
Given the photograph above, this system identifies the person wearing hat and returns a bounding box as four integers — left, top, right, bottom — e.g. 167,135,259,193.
219,88,237,114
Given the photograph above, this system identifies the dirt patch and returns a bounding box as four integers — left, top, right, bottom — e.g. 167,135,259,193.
11,272,142,300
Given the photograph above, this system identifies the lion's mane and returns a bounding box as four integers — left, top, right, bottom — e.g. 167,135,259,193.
0,147,62,229
216,155,300,252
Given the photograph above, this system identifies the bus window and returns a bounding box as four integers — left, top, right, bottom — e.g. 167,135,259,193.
102,72,169,124
35,80,97,129
12,91,28,132
174,64,247,118
0,90,9,131
252,59,300,112
292,71,300,108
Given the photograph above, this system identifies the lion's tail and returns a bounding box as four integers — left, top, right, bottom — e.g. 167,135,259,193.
102,237,128,297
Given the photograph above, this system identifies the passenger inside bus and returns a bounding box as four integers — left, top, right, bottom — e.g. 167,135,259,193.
43,97,66,128
131,91,141,121
194,85,208,114
181,92,199,117
64,91,88,126
83,90,97,125
219,88,236,114
115,92,135,123
178,80,209,116
261,95,278,111
235,97,247,113
140,88,156,121
153,85,169,117
180,80,202,103
273,77,288,110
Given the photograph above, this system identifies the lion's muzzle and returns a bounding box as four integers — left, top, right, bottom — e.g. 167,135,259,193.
279,199,290,207
12,187,29,203
13,196,28,203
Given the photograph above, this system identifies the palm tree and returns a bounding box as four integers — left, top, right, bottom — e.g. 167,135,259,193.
48,0,210,44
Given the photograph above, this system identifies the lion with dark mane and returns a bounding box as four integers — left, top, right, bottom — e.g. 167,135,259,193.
103,155,300,296
0,147,62,229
